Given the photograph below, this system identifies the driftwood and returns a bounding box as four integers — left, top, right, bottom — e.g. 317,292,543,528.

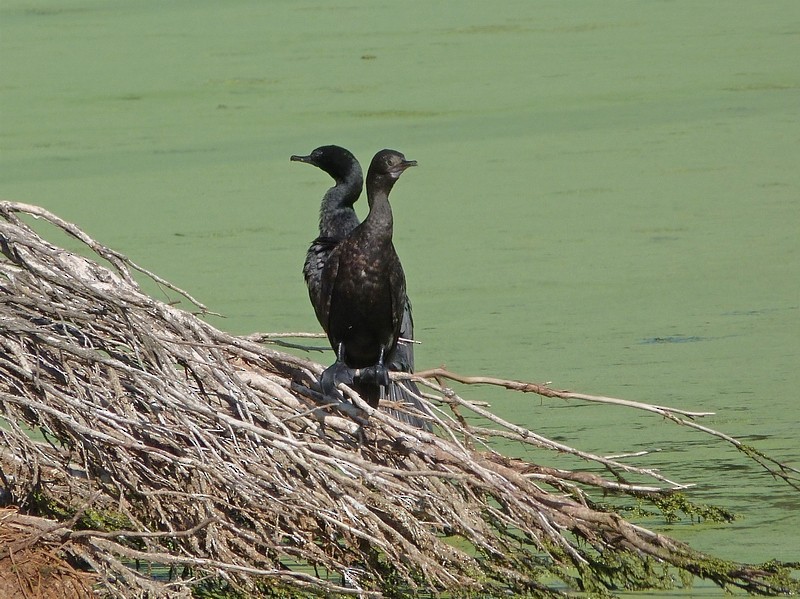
0,201,798,598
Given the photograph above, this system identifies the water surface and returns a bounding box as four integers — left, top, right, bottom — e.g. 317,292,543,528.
2,1,798,593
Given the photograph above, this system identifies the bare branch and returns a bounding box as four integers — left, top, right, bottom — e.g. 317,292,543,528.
1,200,797,597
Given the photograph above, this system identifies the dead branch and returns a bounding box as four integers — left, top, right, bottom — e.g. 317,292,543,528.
408,368,800,490
0,200,797,598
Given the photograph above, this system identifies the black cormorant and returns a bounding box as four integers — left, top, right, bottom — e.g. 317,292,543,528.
291,145,362,326
292,146,428,428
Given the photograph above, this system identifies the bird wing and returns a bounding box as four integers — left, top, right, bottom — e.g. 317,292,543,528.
304,236,339,328
388,251,407,352
387,298,415,373
318,244,341,345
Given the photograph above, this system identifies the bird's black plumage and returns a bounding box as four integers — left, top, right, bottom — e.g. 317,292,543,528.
319,149,415,408
293,146,428,428
292,145,362,326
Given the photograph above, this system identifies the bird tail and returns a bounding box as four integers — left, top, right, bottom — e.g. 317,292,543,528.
385,377,432,431
350,378,431,431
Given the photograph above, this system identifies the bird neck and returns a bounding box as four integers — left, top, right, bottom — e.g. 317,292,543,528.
319,174,362,237
342,167,364,194
363,186,394,237
328,168,362,208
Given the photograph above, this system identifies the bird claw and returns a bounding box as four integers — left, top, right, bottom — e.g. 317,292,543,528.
320,361,355,399
356,364,390,388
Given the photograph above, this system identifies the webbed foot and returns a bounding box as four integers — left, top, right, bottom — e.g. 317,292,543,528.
355,364,390,387
320,360,355,399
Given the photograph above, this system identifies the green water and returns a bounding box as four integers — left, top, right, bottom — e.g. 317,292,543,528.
2,0,798,594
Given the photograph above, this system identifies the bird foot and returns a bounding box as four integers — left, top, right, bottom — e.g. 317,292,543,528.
355,364,390,388
320,361,355,399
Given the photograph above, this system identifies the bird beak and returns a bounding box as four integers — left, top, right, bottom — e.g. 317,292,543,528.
290,154,312,164
388,158,417,179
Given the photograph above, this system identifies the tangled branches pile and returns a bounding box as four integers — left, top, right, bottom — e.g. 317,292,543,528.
0,201,797,598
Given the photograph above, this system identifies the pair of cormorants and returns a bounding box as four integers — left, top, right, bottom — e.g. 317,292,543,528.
291,146,428,428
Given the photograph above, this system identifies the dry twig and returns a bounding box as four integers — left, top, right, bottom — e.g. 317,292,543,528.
0,201,797,598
